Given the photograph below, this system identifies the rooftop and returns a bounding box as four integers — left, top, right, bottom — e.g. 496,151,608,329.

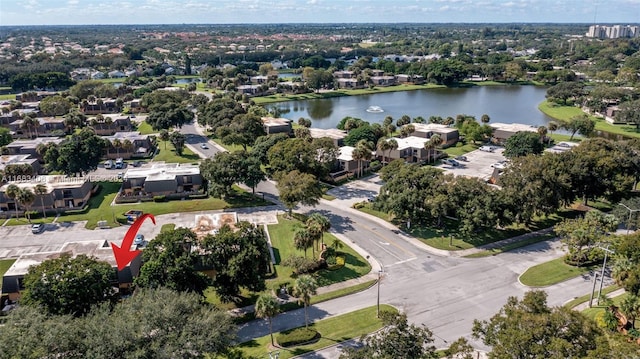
103,131,149,142
0,154,37,168
6,137,63,149
490,122,539,133
0,175,90,193
309,127,347,140
337,145,356,161
392,136,428,150
4,240,117,277
411,123,459,134
261,117,291,127
124,162,200,181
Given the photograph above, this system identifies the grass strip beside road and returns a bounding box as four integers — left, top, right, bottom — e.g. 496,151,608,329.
464,233,556,258
153,140,201,164
235,305,397,359
564,285,620,310
519,257,595,287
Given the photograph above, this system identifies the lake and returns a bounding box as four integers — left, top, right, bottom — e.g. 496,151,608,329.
266,85,555,130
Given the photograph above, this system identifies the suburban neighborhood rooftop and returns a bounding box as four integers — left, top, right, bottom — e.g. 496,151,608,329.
124,162,200,181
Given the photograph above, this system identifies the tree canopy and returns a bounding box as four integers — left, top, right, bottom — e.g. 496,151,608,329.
503,131,544,158
43,128,108,175
21,254,117,317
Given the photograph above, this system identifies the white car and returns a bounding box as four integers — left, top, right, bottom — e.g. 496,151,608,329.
200,143,209,149
491,160,509,170
479,146,496,152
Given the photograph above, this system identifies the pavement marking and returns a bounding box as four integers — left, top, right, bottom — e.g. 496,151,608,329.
352,222,414,261
385,257,418,268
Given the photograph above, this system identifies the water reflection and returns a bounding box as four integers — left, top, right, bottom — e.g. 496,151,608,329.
308,99,334,120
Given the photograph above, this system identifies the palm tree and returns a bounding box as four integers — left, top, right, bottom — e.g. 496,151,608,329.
5,184,20,219
386,138,398,164
537,126,548,144
254,293,280,346
353,140,373,178
112,138,122,157
294,275,317,328
306,213,330,250
34,183,48,219
548,121,558,144
377,137,390,165
424,139,436,164
428,133,443,162
481,114,491,124
620,294,640,329
159,129,170,150
122,139,134,157
294,227,313,258
17,188,35,223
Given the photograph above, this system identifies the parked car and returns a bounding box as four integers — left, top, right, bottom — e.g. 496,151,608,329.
491,160,509,170
31,224,44,234
134,234,145,246
479,146,496,152
442,159,460,167
200,143,209,149
455,155,468,162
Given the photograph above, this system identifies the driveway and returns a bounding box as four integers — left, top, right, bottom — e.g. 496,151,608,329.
325,175,384,207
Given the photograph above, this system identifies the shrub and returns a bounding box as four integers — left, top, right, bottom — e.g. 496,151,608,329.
153,195,166,202
188,193,208,199
276,327,320,347
281,256,324,274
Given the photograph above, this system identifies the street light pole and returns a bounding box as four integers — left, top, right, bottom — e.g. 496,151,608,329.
619,203,640,235
596,244,614,306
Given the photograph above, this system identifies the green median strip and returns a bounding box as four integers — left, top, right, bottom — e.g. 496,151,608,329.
234,304,397,359
519,257,595,287
464,234,555,258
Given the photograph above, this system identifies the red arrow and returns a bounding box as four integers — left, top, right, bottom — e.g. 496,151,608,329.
111,213,156,271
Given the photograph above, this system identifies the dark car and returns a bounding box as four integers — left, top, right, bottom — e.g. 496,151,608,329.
455,155,468,162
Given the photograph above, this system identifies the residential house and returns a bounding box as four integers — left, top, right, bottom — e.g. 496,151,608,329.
369,76,396,87
0,175,93,214
81,99,119,115
370,69,384,77
125,69,139,77
108,70,126,78
91,71,105,79
0,154,41,176
129,99,145,113
0,112,20,126
89,115,133,136
9,117,66,138
70,68,92,81
336,78,364,89
395,74,425,84
261,117,292,135
15,91,58,102
119,162,203,200
1,240,141,301
385,136,431,163
309,128,347,147
490,122,539,144
410,123,460,147
104,131,154,159
605,105,623,124
337,145,367,176
333,71,355,79
250,75,269,84
237,84,263,96
5,137,64,161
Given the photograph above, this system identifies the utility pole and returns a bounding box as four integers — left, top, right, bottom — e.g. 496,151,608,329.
377,268,383,318
619,203,640,235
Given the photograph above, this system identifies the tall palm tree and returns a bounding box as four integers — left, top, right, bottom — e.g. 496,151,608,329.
159,129,170,150
34,183,48,219
122,139,134,157
5,184,20,219
112,138,122,157
294,228,313,258
254,293,280,346
17,188,35,223
376,137,390,165
620,294,640,329
424,139,436,164
428,133,443,162
548,121,558,144
353,140,373,178
294,275,317,328
386,138,398,164
537,126,548,144
306,213,330,250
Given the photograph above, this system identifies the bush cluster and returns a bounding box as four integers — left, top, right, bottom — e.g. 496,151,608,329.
276,327,320,347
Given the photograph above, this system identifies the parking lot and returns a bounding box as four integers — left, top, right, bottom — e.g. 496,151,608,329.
436,147,508,181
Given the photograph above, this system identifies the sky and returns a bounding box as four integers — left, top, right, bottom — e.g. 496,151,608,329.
0,0,639,26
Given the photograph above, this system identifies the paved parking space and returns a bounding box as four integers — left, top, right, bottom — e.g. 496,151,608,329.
436,148,507,181
326,175,383,207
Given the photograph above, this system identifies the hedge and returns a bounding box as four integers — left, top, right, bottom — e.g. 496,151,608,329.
276,327,320,347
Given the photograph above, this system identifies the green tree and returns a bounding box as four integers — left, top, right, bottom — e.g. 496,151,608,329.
554,210,618,265
44,128,108,175
169,131,186,156
254,293,280,346
202,222,271,302
293,275,317,328
215,113,266,151
340,311,438,359
17,187,35,223
199,152,244,198
146,105,194,130
503,131,545,158
34,183,48,219
38,95,73,116
560,113,595,140
21,254,117,316
306,212,331,249
159,129,170,150
294,227,314,258
352,139,374,178
472,291,607,359
617,99,640,131
136,228,210,295
545,81,584,105
0,127,12,147
5,183,20,219
276,170,323,216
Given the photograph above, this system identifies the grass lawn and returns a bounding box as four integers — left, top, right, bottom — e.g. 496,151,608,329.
464,233,556,258
442,143,480,156
153,141,201,164
538,100,640,139
234,305,396,359
564,285,620,309
519,257,596,287
135,121,155,135
581,294,636,325
0,93,16,101
0,259,16,290
206,215,371,309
